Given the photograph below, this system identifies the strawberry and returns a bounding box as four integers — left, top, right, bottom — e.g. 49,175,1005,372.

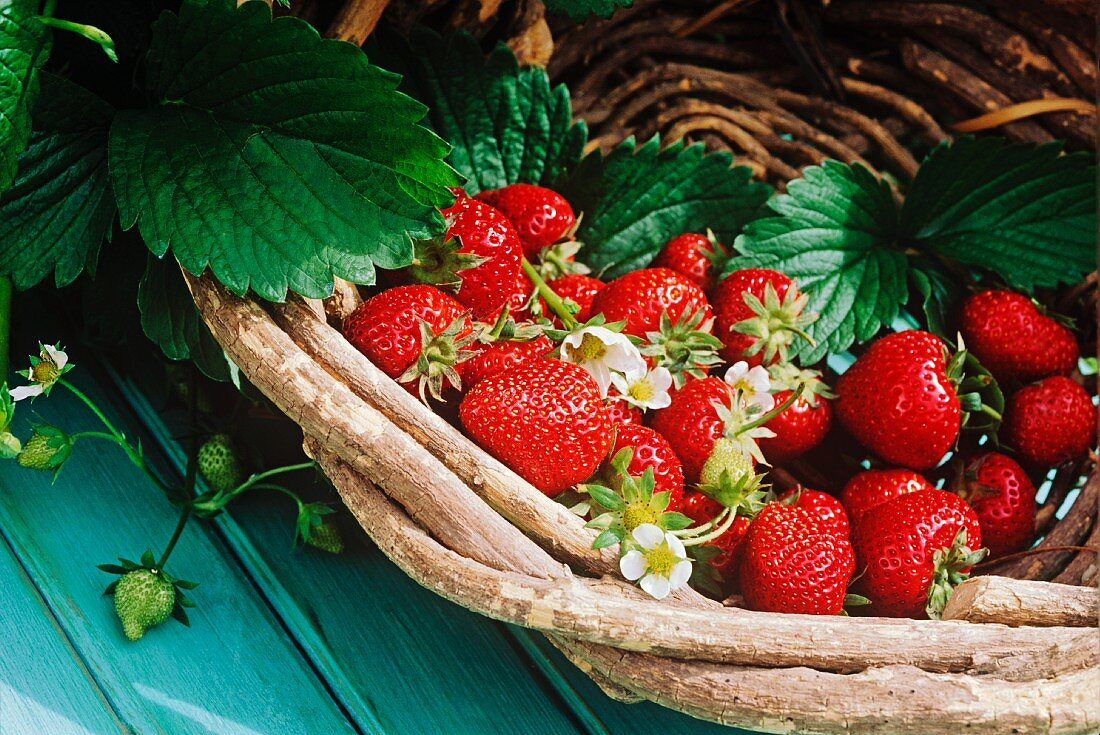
604,392,644,425
1003,375,1096,466
835,330,962,470
16,425,72,472
649,377,731,483
343,285,474,400
197,433,244,493
588,268,712,339
460,358,612,495
460,335,554,389
475,184,575,258
682,492,751,583
114,569,176,641
712,268,814,366
759,364,834,464
543,273,603,325
740,502,855,615
840,469,933,523
777,488,849,539
954,452,1036,559
305,518,345,554
410,195,522,319
959,290,1077,384
610,423,685,511
651,232,727,293
851,488,985,618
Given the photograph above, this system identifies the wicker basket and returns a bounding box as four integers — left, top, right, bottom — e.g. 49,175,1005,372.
190,1,1098,732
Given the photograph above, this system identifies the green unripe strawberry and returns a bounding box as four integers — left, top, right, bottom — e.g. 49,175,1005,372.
306,519,345,554
197,434,244,493
699,437,753,487
114,569,176,641
17,425,72,471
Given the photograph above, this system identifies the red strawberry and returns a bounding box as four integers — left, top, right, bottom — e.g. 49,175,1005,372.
760,365,834,464
851,488,985,618
840,469,933,523
682,492,751,584
460,359,612,495
610,423,685,511
460,335,554,389
712,268,814,366
649,377,731,483
740,503,855,615
588,268,712,339
835,330,961,470
959,290,1077,384
542,273,603,326
955,452,1036,559
343,285,473,400
1003,375,1096,466
475,184,575,258
652,232,727,293
777,488,849,539
410,196,522,319
604,393,644,426
492,269,535,322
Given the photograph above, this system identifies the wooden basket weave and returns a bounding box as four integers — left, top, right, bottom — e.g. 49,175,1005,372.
190,1,1098,732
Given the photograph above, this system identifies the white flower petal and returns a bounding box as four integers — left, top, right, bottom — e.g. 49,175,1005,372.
724,361,749,384
586,362,613,397
639,573,672,600
609,371,631,396
646,391,672,410
746,365,771,392
606,347,646,378
9,385,43,401
669,560,693,589
619,550,648,581
44,343,68,369
665,533,687,559
748,391,776,413
649,367,673,394
631,523,664,549
561,330,584,351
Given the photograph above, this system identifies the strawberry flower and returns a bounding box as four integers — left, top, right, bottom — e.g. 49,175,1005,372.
10,343,73,401
609,365,673,411
723,360,774,413
561,326,646,397
619,523,692,600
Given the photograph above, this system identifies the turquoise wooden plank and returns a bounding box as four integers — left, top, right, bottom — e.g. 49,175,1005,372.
0,533,125,735
112,367,594,735
0,374,360,735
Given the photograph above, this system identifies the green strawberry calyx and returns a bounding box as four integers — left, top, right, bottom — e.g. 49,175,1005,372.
732,282,817,365
925,527,988,619
698,438,769,517
640,308,723,388
397,316,477,403
700,229,732,274
944,337,1004,437
766,363,834,408
407,234,490,288
532,238,590,282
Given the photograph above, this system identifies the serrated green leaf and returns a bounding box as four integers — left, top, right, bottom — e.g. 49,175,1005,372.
138,254,233,382
901,137,1096,290
0,0,51,189
110,0,458,302
542,0,632,20
372,29,585,195
732,161,907,362
0,73,115,288
561,137,772,278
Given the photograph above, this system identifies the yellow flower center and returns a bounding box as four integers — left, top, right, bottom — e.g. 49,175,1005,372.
568,333,607,362
622,500,660,531
730,378,751,394
644,544,680,578
32,360,60,385
627,380,654,402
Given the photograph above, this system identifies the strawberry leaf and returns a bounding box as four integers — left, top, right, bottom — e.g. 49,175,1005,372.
900,137,1096,290
908,254,964,339
731,161,907,363
0,73,115,289
542,0,633,20
0,0,51,189
110,0,458,302
137,254,233,382
561,137,772,279
371,29,585,195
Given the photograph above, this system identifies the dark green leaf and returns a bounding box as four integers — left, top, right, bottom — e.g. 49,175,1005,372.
0,0,51,189
908,254,963,339
110,0,458,301
732,161,907,362
0,73,115,288
173,578,199,590
542,0,632,20
96,563,129,574
372,29,585,195
901,137,1096,290
102,580,119,595
138,253,233,382
171,604,191,626
561,136,771,278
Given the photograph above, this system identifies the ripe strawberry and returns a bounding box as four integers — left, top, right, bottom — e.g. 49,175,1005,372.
610,423,685,511
410,195,522,319
712,268,814,366
835,330,961,470
649,377,731,483
543,274,603,325
1003,375,1096,466
682,492,751,583
460,359,612,495
777,488,849,539
651,232,727,293
588,268,712,339
604,393,644,425
959,290,1077,384
840,469,933,523
954,452,1036,559
740,503,855,615
460,335,554,389
851,488,985,618
343,285,474,400
475,184,575,258
197,433,244,493
760,365,834,464
492,269,535,322
114,569,176,641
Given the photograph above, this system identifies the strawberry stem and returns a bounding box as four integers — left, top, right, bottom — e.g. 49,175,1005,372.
680,506,736,546
156,506,191,569
521,257,577,329
736,383,805,435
